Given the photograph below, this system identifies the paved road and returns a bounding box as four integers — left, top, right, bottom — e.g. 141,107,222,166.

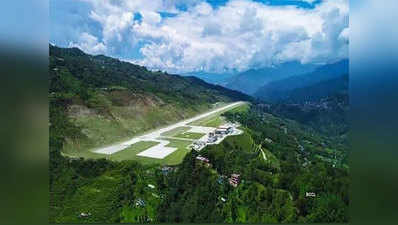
93,101,245,155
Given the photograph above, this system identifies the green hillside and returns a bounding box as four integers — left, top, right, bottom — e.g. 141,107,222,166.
50,103,349,223
150,105,349,223
50,45,251,158
49,46,348,224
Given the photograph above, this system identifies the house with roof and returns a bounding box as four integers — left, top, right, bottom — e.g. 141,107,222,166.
161,166,174,175
265,138,273,143
196,155,212,168
215,125,233,135
305,192,316,197
135,198,146,207
229,174,240,187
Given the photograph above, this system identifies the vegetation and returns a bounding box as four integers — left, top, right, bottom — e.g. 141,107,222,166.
110,141,160,162
174,132,205,140
267,92,349,136
50,45,251,159
160,139,193,165
160,127,190,137
157,105,349,223
49,46,349,223
254,60,348,102
187,103,249,127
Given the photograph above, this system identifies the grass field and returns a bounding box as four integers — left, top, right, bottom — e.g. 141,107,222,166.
188,102,249,127
109,141,160,161
62,102,248,165
160,139,193,165
188,112,226,127
63,102,212,157
62,134,202,166
174,132,205,140
160,126,190,137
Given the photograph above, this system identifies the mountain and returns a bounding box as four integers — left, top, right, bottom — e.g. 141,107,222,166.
50,46,349,224
254,60,349,136
182,71,236,86
254,60,349,102
266,92,349,136
280,74,348,103
260,73,349,136
49,45,251,158
225,61,317,95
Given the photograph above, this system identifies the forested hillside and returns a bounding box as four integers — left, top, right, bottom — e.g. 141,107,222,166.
49,45,251,158
51,103,349,223
50,46,348,224
254,60,348,102
253,60,349,136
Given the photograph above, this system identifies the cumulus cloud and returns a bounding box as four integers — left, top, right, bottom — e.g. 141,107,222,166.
339,27,349,42
69,32,107,55
73,0,349,73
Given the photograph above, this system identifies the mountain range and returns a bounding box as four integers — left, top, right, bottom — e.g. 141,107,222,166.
184,60,348,103
254,59,349,102
182,71,236,86
224,61,318,95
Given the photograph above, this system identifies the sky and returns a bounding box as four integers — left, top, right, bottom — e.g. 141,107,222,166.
50,0,348,74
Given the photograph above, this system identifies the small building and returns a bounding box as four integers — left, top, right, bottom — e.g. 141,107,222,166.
215,129,225,135
161,166,173,175
208,136,218,143
196,155,209,163
135,198,146,207
305,192,316,197
196,155,211,168
215,126,228,135
192,141,206,151
219,125,234,133
79,212,91,218
148,184,155,189
229,174,240,187
216,125,233,134
265,138,273,143
220,197,227,202
192,144,201,151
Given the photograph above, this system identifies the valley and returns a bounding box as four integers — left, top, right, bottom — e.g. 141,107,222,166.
50,46,349,224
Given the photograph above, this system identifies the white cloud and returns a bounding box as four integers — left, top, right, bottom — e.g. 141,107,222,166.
76,0,349,73
339,27,349,42
299,0,318,4
69,32,107,55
